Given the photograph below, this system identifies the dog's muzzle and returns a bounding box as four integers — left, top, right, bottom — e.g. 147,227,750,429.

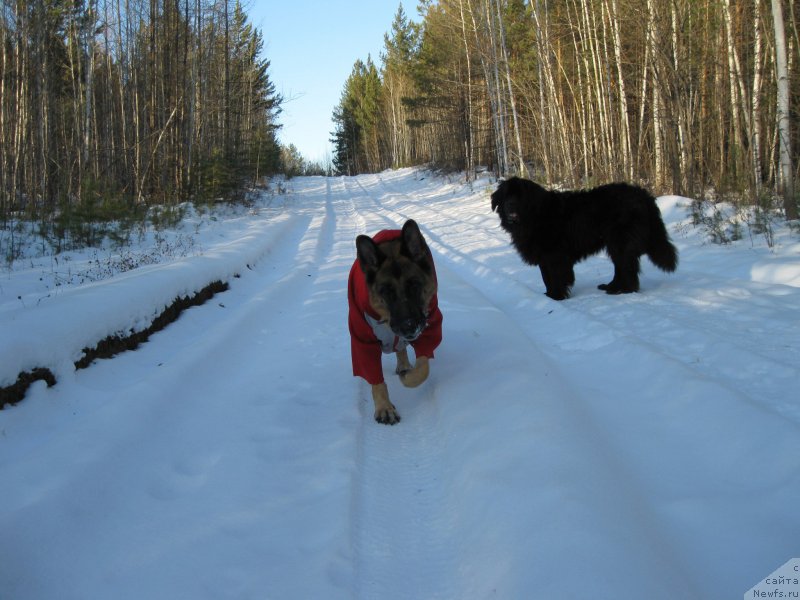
392,313,428,342
395,320,425,342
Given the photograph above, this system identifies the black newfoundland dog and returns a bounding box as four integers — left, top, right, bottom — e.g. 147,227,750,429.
491,177,678,300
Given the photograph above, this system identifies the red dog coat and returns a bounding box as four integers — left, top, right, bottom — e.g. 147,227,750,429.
348,229,443,385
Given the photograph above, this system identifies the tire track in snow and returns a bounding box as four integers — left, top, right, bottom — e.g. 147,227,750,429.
351,388,459,600
190,182,333,346
347,178,703,592
339,176,461,600
352,173,800,597
4,171,796,598
0,180,362,600
338,173,725,597
351,173,711,594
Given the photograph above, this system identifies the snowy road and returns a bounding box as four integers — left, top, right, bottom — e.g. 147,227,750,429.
1,169,799,599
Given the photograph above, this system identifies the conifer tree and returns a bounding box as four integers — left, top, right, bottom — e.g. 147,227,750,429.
381,4,420,168
331,58,384,175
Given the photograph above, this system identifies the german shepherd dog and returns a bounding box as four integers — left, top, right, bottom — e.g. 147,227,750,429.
491,177,678,300
348,220,443,424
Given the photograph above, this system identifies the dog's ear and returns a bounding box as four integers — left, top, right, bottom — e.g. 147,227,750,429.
401,219,428,262
491,186,504,212
492,189,504,212
356,235,384,273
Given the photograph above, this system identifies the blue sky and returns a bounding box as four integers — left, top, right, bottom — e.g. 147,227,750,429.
248,1,410,164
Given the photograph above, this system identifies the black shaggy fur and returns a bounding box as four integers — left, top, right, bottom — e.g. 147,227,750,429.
491,177,678,300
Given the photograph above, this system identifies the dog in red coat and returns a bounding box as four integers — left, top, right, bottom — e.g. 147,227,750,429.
348,220,443,424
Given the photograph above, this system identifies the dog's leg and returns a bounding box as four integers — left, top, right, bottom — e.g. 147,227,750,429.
395,347,413,376
540,257,573,300
539,263,553,295
399,355,429,388
371,382,400,425
601,252,640,293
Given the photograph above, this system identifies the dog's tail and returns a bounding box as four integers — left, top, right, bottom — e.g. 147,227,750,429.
646,202,678,272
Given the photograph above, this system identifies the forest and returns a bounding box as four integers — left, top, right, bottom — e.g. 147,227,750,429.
332,0,798,219
0,0,283,238
2,0,798,245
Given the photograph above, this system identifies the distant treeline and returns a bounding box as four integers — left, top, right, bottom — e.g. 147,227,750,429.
332,1,798,218
0,0,283,225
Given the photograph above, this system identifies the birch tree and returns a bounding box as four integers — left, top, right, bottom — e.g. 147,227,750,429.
771,0,796,218
751,0,764,194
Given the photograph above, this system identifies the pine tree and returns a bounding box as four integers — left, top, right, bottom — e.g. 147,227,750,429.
381,4,420,167
331,58,384,175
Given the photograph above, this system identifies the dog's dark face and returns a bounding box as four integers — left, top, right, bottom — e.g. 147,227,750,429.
491,177,544,232
491,181,521,231
356,220,437,342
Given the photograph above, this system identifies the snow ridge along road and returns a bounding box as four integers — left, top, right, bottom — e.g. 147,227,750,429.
1,168,798,599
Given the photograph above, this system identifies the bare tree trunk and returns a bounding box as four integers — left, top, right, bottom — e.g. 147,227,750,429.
494,0,525,176
771,0,796,219
532,0,552,181
751,0,764,195
722,0,749,184
484,0,509,175
40,6,50,206
1,9,8,216
458,0,475,180
223,0,231,156
607,0,632,179
190,0,202,192
637,0,653,179
568,0,591,182
138,106,179,204
388,81,400,167
466,0,502,175
646,0,664,189
13,10,28,208
670,3,689,192
83,1,96,186
532,1,548,180
532,0,574,182
584,0,612,177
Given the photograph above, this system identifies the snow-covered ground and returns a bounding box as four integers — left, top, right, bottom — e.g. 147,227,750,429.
1,169,798,599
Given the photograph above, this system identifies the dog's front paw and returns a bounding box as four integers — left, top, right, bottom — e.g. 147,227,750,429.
545,288,571,301
374,405,401,425
399,356,429,388
371,382,400,425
